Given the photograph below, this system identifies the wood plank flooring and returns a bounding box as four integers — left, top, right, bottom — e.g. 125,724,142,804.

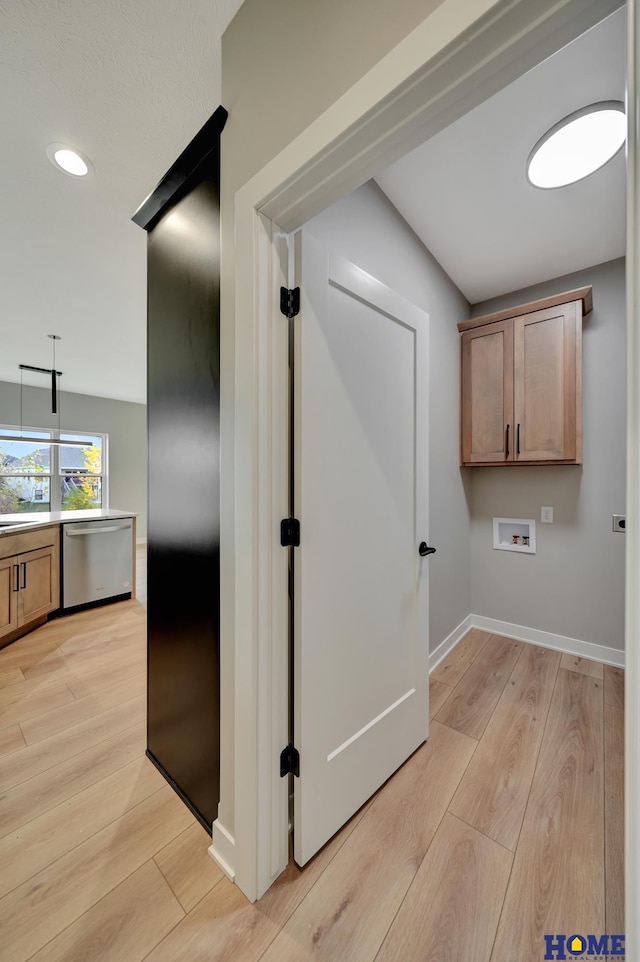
0,563,624,962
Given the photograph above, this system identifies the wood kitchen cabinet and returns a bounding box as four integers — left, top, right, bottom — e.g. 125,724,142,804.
0,526,60,647
458,287,592,466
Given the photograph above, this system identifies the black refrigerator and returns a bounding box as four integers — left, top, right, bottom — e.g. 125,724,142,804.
132,106,227,829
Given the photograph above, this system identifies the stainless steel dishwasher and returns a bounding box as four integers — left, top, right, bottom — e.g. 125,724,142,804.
62,518,133,610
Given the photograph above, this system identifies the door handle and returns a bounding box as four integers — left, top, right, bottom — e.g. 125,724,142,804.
20,562,26,590
419,542,436,557
13,564,19,592
517,423,521,455
65,524,131,536
505,423,510,457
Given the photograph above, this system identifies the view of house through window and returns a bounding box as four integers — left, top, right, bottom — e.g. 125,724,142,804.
0,427,106,515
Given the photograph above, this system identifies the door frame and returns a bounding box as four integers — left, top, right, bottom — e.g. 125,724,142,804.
223,0,637,938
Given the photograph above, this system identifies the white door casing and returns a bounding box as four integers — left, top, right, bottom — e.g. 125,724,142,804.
293,231,430,865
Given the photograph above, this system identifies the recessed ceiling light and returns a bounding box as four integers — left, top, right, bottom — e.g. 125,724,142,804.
46,143,93,178
526,101,626,189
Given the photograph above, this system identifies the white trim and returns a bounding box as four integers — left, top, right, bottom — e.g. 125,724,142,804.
232,210,290,903
468,614,625,668
229,0,627,904
209,820,236,881
429,615,474,674
429,613,627,675
255,0,620,232
626,0,640,952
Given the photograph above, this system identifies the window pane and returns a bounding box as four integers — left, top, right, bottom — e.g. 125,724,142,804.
0,476,51,513
61,476,103,511
60,436,102,474
0,431,51,475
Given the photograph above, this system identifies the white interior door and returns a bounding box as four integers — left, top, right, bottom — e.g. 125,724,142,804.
293,230,430,865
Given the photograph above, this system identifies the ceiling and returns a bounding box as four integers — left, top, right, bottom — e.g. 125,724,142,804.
0,5,626,406
0,0,244,404
376,7,626,305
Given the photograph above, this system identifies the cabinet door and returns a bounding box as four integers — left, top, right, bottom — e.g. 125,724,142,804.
513,302,580,462
0,555,19,640
17,546,59,626
461,319,514,463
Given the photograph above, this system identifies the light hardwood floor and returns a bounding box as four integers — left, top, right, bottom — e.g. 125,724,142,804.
0,553,624,961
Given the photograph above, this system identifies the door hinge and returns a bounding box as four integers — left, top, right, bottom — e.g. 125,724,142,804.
280,743,300,777
280,517,300,547
280,286,300,319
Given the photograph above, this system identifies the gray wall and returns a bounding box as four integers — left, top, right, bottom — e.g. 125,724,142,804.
0,381,147,538
222,0,444,197
468,258,626,650
304,181,471,651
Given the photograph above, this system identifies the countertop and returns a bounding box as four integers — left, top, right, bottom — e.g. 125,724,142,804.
0,509,136,537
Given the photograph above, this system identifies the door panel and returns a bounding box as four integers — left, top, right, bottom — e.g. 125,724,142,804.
0,556,18,639
293,231,430,866
513,303,578,461
461,320,513,463
18,547,56,624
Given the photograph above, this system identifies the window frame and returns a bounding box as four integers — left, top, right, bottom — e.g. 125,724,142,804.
0,424,109,515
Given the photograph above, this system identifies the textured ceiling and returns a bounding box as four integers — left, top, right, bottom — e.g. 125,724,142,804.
0,0,244,404
376,8,626,304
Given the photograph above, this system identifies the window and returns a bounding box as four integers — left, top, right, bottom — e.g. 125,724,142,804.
0,427,107,515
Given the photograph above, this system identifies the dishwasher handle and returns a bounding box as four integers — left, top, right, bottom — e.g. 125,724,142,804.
65,524,132,536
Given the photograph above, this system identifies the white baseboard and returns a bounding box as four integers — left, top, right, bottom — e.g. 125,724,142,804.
209,818,236,882
468,614,625,669
428,613,625,672
429,615,474,674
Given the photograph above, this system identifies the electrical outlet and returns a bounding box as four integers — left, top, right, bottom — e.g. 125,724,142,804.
613,515,626,532
541,506,553,523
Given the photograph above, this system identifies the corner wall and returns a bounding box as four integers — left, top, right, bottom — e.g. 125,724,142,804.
0,381,147,538
304,181,471,650
468,258,626,651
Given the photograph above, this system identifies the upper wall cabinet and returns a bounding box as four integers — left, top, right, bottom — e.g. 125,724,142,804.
458,287,592,466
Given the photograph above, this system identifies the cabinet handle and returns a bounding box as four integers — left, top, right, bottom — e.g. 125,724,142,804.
505,423,510,457
13,564,19,592
517,423,521,455
20,562,26,590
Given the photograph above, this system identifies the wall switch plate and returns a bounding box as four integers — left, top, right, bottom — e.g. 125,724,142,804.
541,506,553,523
613,514,626,532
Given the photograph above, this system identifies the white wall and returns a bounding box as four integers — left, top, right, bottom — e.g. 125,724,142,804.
468,258,626,650
304,181,471,650
0,381,147,538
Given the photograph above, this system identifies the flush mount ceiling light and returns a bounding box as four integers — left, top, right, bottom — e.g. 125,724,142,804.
526,101,626,189
46,143,93,178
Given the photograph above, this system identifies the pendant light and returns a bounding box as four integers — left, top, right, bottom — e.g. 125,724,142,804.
0,335,92,447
